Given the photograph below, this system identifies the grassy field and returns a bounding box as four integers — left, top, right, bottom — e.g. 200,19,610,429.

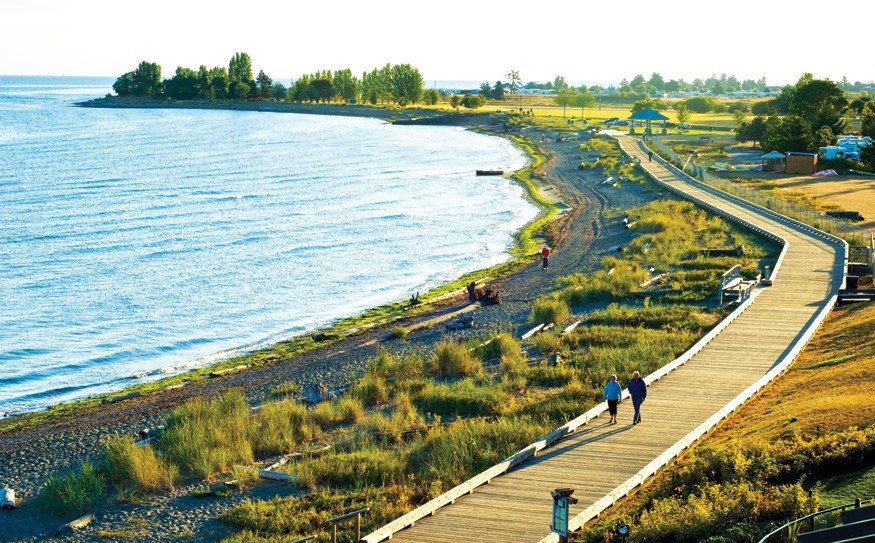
578,300,875,543
726,173,875,233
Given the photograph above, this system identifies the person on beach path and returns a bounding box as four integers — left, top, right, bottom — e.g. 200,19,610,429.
603,374,622,424
628,370,647,425
541,245,551,269
647,150,653,162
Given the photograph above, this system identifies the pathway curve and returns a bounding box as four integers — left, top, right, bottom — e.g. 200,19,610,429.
368,135,846,543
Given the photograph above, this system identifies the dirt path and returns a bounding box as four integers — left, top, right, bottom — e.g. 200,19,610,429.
0,128,655,543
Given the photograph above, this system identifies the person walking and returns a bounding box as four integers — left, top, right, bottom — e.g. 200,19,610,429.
541,244,551,269
603,374,622,424
647,150,653,162
628,370,647,425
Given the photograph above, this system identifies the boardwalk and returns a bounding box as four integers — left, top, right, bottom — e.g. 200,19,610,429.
366,135,846,543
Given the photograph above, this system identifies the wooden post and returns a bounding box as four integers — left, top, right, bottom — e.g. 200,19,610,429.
331,523,337,543
356,512,361,541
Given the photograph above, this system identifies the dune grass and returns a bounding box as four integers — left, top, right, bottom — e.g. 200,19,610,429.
35,461,106,516
103,436,178,495
431,341,483,377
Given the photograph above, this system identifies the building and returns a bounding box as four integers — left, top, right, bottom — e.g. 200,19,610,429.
785,152,818,175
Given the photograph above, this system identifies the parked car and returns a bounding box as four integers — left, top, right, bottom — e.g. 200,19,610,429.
604,117,620,125
678,123,691,129
615,120,630,126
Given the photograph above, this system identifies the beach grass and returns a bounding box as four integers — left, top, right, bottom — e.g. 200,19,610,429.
430,341,483,377
34,461,106,516
103,436,178,495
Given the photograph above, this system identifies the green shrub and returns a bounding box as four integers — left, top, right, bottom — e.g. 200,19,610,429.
159,391,254,477
432,341,482,377
530,296,570,324
104,436,178,494
390,326,408,339
35,461,105,515
335,397,366,424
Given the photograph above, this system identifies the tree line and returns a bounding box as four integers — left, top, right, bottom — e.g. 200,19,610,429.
113,54,428,106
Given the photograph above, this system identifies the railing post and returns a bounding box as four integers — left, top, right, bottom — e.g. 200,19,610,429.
332,523,337,543
356,512,362,541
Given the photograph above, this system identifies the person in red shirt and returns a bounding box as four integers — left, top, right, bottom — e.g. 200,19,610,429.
541,245,551,269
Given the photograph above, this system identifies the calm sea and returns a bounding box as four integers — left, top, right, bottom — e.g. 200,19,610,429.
0,76,534,414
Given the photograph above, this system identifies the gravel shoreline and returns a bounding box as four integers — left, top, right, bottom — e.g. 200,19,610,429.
0,107,656,542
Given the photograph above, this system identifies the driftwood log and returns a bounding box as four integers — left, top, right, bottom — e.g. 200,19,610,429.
56,514,93,535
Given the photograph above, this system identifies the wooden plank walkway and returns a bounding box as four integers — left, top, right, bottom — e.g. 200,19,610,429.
366,135,846,543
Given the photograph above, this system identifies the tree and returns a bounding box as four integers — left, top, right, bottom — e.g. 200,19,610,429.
256,70,273,99
632,98,661,113
229,80,251,100
461,94,485,109
506,69,521,94
310,78,335,102
229,52,253,85
554,88,575,117
479,82,493,98
573,91,595,118
422,89,439,105
861,101,875,139
113,60,162,96
492,81,505,100
450,95,461,110
736,116,767,148
762,115,815,153
751,101,773,115
814,126,834,149
389,64,424,105
553,75,568,92
648,72,665,91
791,77,848,135
630,74,645,88
674,103,691,126
164,66,199,100
732,109,747,128
271,82,288,100
333,69,360,102
849,97,871,116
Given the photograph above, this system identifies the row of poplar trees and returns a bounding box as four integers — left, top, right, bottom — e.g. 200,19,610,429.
113,53,427,105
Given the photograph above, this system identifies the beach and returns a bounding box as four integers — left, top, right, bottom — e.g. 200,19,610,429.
0,103,655,542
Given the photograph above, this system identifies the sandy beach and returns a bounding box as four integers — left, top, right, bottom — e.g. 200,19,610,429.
0,103,655,542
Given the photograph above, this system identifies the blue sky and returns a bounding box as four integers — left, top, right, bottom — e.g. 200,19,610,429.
1,0,871,86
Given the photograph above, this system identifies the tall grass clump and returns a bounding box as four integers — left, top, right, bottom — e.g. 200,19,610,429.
414,379,513,418
555,260,649,305
530,296,570,325
159,391,254,477
104,436,178,495
480,332,526,375
35,461,106,515
432,340,482,376
411,417,547,494
252,400,318,456
296,448,407,490
348,372,389,407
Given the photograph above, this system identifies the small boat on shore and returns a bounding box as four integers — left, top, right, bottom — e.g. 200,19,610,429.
476,169,504,176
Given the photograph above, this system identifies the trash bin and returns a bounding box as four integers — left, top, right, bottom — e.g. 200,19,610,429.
846,275,859,289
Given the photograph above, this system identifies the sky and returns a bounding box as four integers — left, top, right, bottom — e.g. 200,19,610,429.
1,0,872,87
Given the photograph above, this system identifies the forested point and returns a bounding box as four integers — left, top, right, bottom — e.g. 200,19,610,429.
112,53,429,106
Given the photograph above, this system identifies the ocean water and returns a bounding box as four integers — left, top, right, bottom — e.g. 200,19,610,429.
0,76,534,414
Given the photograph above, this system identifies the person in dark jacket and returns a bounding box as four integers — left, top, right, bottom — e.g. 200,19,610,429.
628,371,647,425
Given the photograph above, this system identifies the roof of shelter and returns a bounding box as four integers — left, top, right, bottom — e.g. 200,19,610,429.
761,151,787,159
628,108,669,121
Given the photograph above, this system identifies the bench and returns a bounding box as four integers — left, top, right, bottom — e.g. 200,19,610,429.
718,265,757,305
